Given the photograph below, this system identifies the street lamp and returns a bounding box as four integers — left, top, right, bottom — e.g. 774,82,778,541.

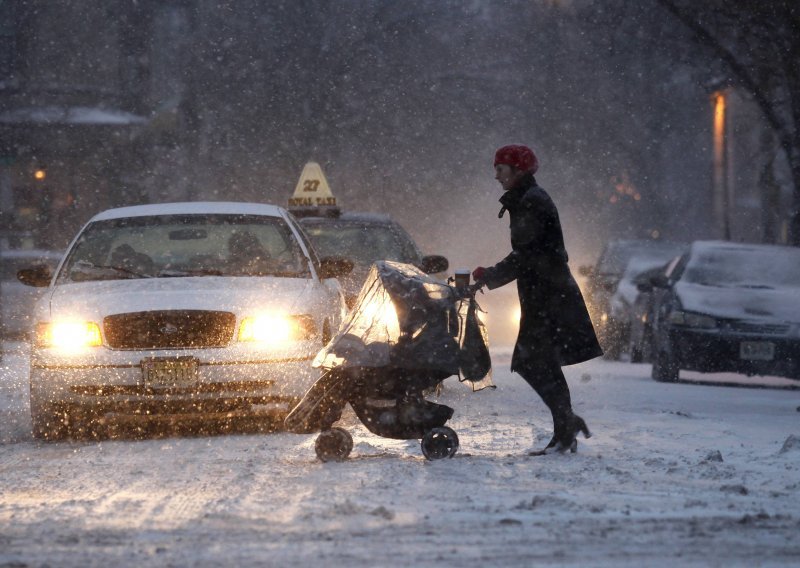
711,90,731,240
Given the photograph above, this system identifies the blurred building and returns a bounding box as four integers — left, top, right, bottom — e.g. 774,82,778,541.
0,1,193,250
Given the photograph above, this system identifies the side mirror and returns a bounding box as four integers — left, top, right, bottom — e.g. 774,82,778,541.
650,273,670,289
578,265,594,277
318,256,354,279
420,255,449,274
17,265,53,287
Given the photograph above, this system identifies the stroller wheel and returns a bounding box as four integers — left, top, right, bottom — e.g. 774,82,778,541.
315,427,353,462
421,427,459,460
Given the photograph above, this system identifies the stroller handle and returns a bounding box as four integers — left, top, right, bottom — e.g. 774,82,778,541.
451,281,484,299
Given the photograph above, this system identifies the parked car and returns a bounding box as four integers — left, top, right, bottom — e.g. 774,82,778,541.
627,257,683,363
648,240,800,382
1,249,63,339
580,239,685,359
19,202,351,439
609,251,687,361
298,212,448,307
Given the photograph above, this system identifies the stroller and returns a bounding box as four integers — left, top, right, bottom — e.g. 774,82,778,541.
285,260,493,461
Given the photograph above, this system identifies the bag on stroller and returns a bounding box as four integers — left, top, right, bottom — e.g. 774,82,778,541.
285,260,493,461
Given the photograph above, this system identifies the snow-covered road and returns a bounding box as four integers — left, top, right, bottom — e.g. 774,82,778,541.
1,341,799,567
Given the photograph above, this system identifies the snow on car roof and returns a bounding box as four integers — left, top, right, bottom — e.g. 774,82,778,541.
685,240,800,285
90,202,287,222
689,239,794,256
678,240,800,322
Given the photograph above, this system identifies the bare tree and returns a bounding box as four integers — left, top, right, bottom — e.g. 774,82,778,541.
655,0,800,244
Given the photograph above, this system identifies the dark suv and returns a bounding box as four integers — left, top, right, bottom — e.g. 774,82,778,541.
297,212,448,307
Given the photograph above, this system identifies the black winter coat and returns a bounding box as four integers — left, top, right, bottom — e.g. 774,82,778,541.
482,174,602,370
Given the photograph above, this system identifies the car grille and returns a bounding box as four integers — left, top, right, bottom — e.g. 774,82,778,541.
726,320,791,336
104,310,236,349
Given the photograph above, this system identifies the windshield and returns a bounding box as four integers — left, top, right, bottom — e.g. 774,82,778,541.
598,241,684,277
59,214,311,282
683,246,800,289
621,256,673,281
301,222,420,266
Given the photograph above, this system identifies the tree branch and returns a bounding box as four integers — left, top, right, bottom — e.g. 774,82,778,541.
655,0,792,149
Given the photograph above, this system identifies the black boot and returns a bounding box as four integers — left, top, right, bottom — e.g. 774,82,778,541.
553,413,591,453
528,415,566,456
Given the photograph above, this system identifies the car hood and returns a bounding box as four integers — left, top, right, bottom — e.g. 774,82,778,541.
43,277,317,320
676,282,800,323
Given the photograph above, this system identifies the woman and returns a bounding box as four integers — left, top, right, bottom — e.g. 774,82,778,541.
473,144,602,454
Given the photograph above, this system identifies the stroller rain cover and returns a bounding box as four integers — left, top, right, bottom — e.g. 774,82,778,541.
313,260,494,391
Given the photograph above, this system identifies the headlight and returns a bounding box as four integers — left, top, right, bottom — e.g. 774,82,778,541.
668,310,717,329
36,321,103,350
238,313,316,343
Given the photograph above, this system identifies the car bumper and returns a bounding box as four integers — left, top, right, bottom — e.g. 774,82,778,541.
30,343,321,418
668,328,800,379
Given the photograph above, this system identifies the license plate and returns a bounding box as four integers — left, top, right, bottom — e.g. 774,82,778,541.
142,357,199,388
739,341,775,361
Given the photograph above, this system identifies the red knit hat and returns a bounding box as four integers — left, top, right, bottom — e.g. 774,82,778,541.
494,144,538,173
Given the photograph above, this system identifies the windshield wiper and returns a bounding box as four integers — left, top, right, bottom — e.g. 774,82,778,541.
690,280,721,287
737,284,774,290
158,268,225,277
72,261,153,279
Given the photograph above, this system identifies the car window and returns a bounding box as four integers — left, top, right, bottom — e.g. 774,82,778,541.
59,214,312,282
622,256,669,280
597,241,685,277
302,222,420,266
597,243,649,276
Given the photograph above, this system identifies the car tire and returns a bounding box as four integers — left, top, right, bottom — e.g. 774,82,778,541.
322,319,332,346
629,342,643,363
601,322,627,361
652,348,679,383
602,333,625,361
30,398,70,441
641,326,654,363
603,342,622,361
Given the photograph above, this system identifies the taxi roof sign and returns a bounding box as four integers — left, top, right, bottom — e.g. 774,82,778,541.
288,162,340,217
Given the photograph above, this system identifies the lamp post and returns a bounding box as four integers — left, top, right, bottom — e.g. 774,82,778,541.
712,90,731,240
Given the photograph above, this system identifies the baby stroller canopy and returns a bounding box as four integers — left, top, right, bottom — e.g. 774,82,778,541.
314,260,493,391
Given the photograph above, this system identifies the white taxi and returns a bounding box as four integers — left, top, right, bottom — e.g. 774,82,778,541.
20,202,350,439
